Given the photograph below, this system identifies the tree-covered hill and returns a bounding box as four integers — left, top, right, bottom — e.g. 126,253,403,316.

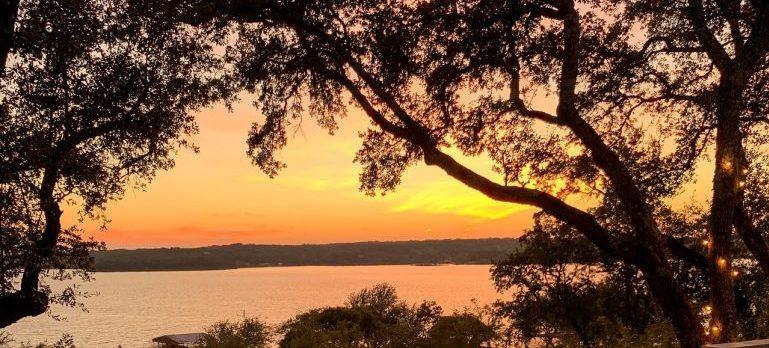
93,238,520,272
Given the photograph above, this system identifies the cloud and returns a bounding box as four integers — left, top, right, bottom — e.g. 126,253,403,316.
391,181,530,220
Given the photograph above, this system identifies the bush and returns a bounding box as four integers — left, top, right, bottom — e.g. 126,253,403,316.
278,284,498,348
427,314,498,348
198,318,272,348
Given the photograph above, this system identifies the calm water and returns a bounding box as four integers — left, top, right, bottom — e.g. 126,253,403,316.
6,265,501,347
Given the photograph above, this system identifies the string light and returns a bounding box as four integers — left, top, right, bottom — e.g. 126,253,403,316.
711,326,720,335
702,240,710,247
718,258,728,267
738,181,746,188
732,270,739,277
703,305,712,313
742,168,749,175
723,160,733,171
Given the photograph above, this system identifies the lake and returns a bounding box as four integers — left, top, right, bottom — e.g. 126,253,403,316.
5,265,502,347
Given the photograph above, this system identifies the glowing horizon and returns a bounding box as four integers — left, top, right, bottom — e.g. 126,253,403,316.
67,99,539,249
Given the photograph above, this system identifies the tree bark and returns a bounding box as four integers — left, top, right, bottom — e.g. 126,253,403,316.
707,70,747,342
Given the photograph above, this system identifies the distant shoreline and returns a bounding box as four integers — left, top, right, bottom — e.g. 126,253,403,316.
93,262,493,273
93,238,519,272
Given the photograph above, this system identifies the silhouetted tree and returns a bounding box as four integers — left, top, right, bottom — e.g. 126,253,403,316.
278,283,497,348
427,314,498,348
493,203,769,346
279,284,440,348
492,213,691,346
199,318,273,348
171,0,769,345
0,0,225,326
598,1,769,340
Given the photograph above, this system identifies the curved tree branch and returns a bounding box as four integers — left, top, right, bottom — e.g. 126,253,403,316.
687,0,732,71
735,202,769,275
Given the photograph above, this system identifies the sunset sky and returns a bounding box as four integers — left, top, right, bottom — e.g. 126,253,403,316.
63,84,718,250
70,99,542,249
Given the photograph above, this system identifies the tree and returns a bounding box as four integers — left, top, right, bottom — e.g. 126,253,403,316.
603,1,769,340
491,213,694,347
426,314,498,348
199,318,273,348
0,0,225,326
492,206,769,346
278,284,441,348
277,283,497,348
171,0,769,345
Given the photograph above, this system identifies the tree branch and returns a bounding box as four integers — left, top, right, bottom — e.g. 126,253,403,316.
735,201,769,275
736,1,769,70
665,235,710,272
0,290,48,328
329,60,631,265
420,146,631,262
687,0,732,71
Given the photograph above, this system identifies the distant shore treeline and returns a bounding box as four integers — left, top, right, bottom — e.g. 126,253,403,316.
93,238,520,272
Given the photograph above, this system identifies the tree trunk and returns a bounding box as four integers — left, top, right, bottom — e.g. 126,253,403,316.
638,247,705,348
0,165,62,328
707,70,747,342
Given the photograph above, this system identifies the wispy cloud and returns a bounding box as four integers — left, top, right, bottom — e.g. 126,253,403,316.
391,181,530,220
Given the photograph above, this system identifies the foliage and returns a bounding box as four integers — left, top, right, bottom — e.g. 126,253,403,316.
492,209,769,347
0,334,76,348
18,334,75,348
278,283,498,348
171,0,769,344
199,318,273,348
426,314,499,348
0,0,227,325
92,238,519,272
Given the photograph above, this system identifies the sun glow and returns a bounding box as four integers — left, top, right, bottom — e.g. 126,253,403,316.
69,102,537,248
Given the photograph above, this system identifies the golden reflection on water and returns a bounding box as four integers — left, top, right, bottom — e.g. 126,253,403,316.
7,265,501,347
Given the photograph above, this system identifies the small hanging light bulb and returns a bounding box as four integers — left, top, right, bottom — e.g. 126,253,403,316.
723,160,733,171
702,240,710,247
732,270,739,277
742,168,749,175
718,258,728,267
738,181,746,188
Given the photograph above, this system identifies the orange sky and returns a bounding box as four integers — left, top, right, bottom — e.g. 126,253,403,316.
69,100,542,249
64,85,717,250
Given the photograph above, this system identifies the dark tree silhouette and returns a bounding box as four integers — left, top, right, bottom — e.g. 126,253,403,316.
0,0,225,326
170,0,769,346
607,1,769,340
278,283,498,348
0,0,19,73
